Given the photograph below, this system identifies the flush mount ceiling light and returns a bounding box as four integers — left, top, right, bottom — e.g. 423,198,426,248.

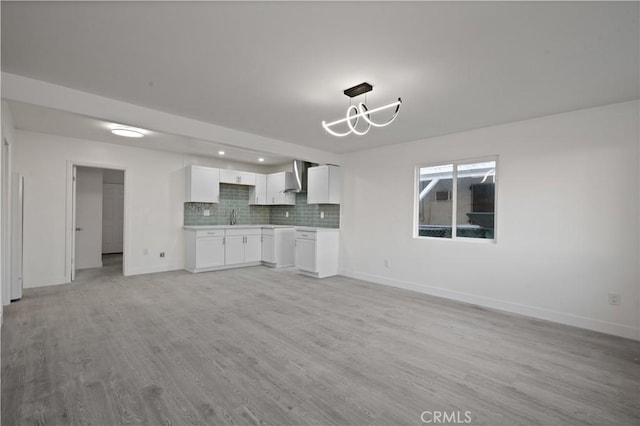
218,150,225,155
322,82,402,137
111,127,144,138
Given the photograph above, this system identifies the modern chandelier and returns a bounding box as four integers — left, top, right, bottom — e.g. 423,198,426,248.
322,82,402,137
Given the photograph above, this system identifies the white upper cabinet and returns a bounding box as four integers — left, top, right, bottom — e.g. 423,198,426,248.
307,165,341,204
249,173,267,205
185,165,220,203
267,172,295,205
219,169,257,186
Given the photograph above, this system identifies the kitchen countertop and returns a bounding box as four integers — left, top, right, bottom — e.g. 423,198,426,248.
184,225,293,230
184,225,338,231
295,227,340,232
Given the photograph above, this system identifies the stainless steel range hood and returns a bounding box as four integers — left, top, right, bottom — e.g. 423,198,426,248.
285,160,316,193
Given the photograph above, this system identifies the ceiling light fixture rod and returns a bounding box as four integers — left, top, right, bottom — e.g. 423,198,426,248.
323,99,402,127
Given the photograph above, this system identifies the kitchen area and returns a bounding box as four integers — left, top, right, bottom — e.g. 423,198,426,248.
184,161,340,278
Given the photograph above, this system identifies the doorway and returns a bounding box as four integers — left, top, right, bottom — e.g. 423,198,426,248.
72,165,125,280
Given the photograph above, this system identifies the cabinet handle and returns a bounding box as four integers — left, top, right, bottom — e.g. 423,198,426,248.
223,237,225,245
294,240,297,247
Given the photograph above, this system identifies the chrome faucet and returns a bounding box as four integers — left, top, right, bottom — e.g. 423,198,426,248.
230,209,237,225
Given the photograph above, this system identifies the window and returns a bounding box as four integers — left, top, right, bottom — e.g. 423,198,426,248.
416,158,496,240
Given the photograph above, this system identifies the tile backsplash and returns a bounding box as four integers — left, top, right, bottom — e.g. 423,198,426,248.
184,185,270,226
184,184,339,228
270,193,340,228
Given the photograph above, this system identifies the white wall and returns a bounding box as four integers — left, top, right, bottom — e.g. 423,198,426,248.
339,100,640,340
1,101,16,310
75,167,103,269
12,129,277,288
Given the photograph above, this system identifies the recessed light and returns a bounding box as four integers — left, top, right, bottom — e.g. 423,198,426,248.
111,128,144,138
218,151,225,155
258,157,265,162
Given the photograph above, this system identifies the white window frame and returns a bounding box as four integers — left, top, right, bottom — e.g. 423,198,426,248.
413,156,498,243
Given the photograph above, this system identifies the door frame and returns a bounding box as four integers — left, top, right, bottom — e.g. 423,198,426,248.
1,137,11,305
65,161,128,281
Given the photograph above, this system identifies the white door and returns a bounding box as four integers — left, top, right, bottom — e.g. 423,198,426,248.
295,239,316,272
71,166,77,280
262,235,274,263
10,174,23,300
225,235,245,265
2,138,11,305
102,183,124,254
196,237,225,268
244,235,262,263
75,167,103,270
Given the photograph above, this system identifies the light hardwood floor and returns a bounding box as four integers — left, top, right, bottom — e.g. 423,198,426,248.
2,259,639,425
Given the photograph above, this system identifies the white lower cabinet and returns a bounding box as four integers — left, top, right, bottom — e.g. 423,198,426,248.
261,227,295,267
295,238,317,272
295,228,339,278
224,228,262,266
196,237,225,269
224,235,245,265
186,226,294,272
186,229,226,272
261,234,274,263
245,234,262,263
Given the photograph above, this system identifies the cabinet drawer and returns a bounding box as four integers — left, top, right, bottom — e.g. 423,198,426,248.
296,230,317,240
226,228,262,236
196,230,225,238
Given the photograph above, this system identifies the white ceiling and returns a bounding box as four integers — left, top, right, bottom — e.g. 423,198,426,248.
2,1,639,154
6,100,292,166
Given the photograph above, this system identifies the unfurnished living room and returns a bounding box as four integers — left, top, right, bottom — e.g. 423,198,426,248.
0,1,638,425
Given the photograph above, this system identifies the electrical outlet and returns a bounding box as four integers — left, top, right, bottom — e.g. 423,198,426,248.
160,252,165,258
285,211,289,218
608,293,620,305
320,211,325,219
203,209,210,216
384,259,391,268
143,248,149,256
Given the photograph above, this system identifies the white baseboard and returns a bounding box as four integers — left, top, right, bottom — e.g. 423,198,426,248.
125,264,182,276
339,269,640,341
